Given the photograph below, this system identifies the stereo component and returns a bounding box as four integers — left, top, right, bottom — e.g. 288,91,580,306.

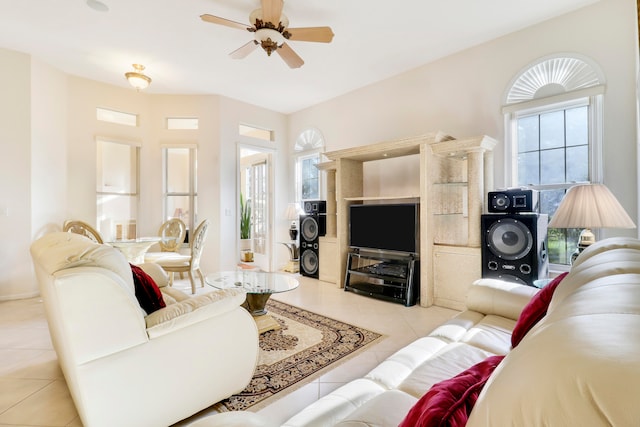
488,189,539,213
303,200,327,214
481,213,548,286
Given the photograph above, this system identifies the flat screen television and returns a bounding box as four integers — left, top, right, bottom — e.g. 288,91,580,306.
349,203,419,254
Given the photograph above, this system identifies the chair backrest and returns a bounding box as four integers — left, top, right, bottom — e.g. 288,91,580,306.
63,220,104,244
190,219,210,269
158,218,187,252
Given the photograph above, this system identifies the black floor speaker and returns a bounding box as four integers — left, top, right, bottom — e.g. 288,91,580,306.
481,213,549,286
299,214,325,278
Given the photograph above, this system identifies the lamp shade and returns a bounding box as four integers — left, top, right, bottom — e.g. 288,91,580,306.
285,203,301,221
548,184,636,229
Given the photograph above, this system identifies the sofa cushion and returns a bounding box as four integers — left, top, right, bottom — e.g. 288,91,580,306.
466,278,538,321
334,390,417,427
137,262,170,288
130,264,166,314
399,355,504,427
397,342,494,399
31,232,135,293
145,288,247,338
511,272,567,348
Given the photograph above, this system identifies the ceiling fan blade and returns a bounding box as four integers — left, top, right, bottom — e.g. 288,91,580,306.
230,40,259,59
287,26,334,43
277,43,304,69
200,14,250,31
261,0,284,25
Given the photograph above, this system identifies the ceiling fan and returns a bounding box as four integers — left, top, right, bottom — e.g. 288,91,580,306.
200,0,334,69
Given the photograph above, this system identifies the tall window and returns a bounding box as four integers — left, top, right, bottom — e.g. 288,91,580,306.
294,128,325,203
504,55,605,266
163,146,197,235
96,138,140,240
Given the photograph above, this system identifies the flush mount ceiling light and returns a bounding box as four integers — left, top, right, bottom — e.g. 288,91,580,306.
124,64,151,91
86,0,109,12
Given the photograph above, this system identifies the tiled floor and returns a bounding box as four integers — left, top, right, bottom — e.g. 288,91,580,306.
0,274,457,427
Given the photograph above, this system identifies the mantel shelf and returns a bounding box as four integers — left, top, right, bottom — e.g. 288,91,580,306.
344,195,420,202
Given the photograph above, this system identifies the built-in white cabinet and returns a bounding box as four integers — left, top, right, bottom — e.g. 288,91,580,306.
319,131,496,308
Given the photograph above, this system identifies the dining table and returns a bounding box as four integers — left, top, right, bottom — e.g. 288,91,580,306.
106,237,162,264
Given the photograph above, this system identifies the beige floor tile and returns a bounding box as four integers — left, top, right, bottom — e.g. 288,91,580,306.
0,379,77,426
255,380,320,425
0,378,51,413
0,349,62,380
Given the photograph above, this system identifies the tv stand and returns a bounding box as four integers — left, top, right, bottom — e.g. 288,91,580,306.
344,248,419,306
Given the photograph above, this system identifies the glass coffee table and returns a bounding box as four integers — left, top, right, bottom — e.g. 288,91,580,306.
206,271,299,333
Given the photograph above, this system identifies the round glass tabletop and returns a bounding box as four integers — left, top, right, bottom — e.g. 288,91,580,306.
205,271,299,295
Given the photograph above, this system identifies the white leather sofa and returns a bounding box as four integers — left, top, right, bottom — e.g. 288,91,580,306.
191,236,640,426
30,232,259,427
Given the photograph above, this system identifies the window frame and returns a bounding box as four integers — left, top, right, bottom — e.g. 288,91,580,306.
295,149,323,204
162,145,198,234
294,128,326,204
96,136,141,241
504,90,604,270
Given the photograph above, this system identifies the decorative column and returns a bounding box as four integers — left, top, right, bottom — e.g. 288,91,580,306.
467,149,484,247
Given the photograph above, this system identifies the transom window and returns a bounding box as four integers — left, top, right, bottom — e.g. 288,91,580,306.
504,54,605,267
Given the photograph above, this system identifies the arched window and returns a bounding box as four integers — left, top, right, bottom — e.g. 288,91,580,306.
294,128,325,203
503,53,605,266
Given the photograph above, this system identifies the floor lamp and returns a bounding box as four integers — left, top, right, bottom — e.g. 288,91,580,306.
548,184,636,264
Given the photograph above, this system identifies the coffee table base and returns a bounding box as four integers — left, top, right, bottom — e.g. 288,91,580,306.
242,293,281,334
253,314,281,334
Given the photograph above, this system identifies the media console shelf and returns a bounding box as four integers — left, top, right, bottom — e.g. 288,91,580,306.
344,248,419,306
318,131,496,308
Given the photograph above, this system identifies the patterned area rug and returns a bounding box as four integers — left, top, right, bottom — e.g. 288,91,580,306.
214,299,382,412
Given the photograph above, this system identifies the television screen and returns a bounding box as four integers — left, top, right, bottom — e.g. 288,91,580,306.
349,203,419,254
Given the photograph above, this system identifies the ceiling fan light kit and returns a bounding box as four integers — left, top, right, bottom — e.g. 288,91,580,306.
125,64,151,91
200,0,334,68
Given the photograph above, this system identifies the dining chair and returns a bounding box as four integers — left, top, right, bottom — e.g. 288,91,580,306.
158,218,187,252
144,218,187,263
154,219,210,294
63,220,104,244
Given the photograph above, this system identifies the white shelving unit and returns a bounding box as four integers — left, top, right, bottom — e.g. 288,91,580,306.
319,131,496,308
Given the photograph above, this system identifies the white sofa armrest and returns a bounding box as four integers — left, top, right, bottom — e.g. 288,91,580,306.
50,268,149,365
145,288,247,338
466,278,539,321
137,262,170,288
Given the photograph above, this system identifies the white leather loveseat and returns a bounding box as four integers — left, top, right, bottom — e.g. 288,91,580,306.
30,232,259,427
192,237,640,426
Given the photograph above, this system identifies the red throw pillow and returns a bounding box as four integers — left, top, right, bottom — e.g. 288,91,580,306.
130,263,166,314
510,272,568,348
399,355,505,427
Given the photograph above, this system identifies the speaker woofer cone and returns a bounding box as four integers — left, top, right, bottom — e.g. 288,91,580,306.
301,249,318,274
301,216,319,241
486,218,533,260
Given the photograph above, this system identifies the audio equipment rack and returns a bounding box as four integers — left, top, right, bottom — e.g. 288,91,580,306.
344,248,419,306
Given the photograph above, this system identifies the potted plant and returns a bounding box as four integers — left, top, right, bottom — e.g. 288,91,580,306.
239,193,253,261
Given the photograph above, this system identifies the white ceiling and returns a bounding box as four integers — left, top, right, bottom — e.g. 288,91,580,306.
0,0,599,114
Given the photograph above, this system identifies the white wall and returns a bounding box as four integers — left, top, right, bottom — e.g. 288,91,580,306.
0,59,290,298
31,58,68,286
218,97,290,271
289,0,638,240
0,49,33,299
